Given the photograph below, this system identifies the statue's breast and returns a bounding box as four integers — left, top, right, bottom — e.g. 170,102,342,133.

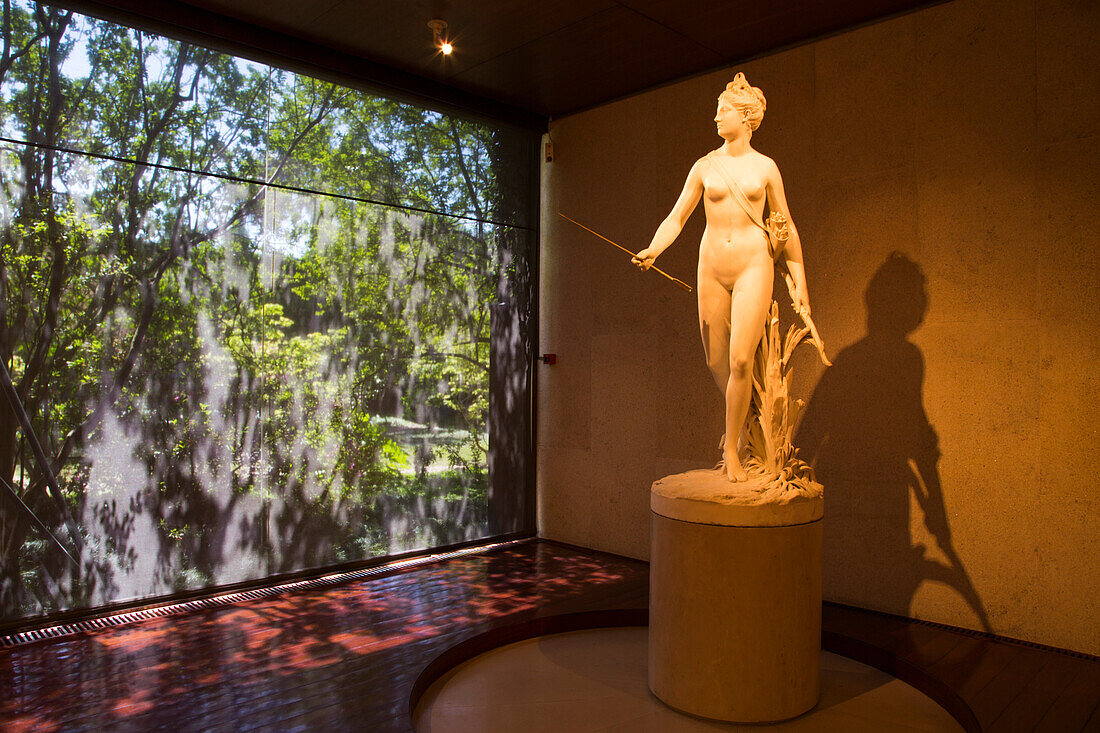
704,161,767,206
739,178,767,203
703,175,731,203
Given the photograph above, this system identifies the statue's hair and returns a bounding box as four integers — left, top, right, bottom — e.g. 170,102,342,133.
719,72,766,132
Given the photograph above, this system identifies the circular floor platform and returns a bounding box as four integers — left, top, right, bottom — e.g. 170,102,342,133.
414,627,964,732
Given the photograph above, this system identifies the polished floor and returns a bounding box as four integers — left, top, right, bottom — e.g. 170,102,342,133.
0,540,650,732
0,539,1097,731
414,627,964,732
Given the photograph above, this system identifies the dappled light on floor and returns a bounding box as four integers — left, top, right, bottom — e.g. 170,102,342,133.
0,541,645,731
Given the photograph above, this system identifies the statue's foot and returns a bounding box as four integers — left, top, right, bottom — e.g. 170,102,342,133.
723,450,748,482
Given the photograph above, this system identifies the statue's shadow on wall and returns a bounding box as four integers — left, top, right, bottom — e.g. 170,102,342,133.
795,253,992,646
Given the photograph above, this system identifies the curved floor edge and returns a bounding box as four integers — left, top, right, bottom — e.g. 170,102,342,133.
409,609,980,733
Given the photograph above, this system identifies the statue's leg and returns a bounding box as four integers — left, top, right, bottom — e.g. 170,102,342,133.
697,274,732,395
724,266,773,481
698,275,733,468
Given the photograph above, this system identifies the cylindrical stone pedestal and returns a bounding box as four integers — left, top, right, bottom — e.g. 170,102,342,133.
649,470,823,723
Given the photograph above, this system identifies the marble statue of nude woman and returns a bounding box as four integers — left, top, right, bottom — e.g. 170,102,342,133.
633,73,816,483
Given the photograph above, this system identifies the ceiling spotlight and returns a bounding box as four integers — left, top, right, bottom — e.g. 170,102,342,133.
428,19,452,55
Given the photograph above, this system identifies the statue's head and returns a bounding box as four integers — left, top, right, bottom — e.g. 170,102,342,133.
718,73,767,133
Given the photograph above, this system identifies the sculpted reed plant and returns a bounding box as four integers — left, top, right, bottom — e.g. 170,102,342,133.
744,300,822,500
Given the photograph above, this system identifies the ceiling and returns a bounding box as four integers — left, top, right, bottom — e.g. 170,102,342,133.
60,0,939,129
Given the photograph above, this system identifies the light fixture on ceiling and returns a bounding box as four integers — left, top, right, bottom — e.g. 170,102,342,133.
428,19,452,55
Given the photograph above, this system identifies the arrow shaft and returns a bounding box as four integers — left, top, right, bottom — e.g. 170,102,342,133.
559,213,636,258
558,213,692,292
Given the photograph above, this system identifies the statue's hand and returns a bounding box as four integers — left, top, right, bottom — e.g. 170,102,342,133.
632,248,656,271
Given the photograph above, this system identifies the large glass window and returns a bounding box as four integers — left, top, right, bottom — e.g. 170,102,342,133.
0,3,536,621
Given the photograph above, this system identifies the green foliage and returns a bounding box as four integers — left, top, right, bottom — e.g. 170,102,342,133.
0,1,526,618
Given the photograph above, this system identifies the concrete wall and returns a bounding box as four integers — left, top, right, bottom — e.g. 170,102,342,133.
537,0,1099,655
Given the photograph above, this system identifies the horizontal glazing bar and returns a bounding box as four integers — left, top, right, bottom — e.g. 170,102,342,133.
0,135,534,233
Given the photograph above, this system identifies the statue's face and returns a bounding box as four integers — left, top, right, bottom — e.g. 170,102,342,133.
714,100,744,140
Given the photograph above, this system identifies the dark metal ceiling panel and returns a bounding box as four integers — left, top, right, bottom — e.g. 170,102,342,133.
615,0,946,81
304,0,620,78
50,0,549,130
182,0,345,30
617,0,801,55
49,0,946,126
453,5,724,115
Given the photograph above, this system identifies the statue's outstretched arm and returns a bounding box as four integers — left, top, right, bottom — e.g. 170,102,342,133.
633,159,704,271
